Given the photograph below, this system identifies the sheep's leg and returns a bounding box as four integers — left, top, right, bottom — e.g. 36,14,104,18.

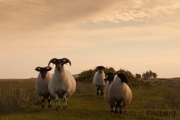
100,86,104,96
119,102,123,114
111,105,116,117
48,95,52,108
96,86,99,95
124,107,127,115
42,96,45,108
63,94,67,109
114,101,118,113
55,94,60,110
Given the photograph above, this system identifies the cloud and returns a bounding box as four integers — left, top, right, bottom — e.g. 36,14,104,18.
92,0,180,23
0,0,122,32
1,0,180,39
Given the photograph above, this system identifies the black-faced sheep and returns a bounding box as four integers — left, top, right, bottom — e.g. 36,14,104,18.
47,58,76,110
107,72,132,114
92,66,106,96
35,66,53,108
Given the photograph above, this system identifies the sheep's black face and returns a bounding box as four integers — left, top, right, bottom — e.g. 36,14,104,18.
104,72,114,84
54,59,64,71
35,67,52,79
40,69,48,79
96,66,105,74
117,73,128,83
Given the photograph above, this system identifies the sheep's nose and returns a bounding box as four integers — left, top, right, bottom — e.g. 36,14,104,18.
57,66,62,70
42,74,46,79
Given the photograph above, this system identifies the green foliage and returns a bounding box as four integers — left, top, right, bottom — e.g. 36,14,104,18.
75,67,149,88
104,67,115,73
135,74,141,79
75,67,116,83
75,69,95,82
142,70,158,80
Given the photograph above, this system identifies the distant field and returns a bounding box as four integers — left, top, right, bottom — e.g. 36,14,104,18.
0,78,180,120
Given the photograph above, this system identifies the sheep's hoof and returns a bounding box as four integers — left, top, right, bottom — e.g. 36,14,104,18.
119,110,123,114
42,105,44,108
48,104,52,108
97,92,99,95
56,106,59,110
63,106,67,110
101,92,104,96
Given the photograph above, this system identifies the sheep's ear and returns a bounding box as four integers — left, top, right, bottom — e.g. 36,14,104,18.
62,58,71,66
46,66,52,71
96,66,99,71
122,77,128,83
101,66,105,69
48,58,57,66
35,67,41,71
117,73,128,83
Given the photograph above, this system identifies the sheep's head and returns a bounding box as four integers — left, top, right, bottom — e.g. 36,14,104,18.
35,66,52,79
96,66,105,74
48,58,71,71
117,72,128,83
104,72,115,84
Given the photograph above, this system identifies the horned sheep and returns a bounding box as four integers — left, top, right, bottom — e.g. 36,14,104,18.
47,58,76,110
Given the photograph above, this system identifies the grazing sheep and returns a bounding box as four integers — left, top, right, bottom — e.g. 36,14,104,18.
92,66,106,96
107,72,132,114
35,66,53,108
48,58,76,110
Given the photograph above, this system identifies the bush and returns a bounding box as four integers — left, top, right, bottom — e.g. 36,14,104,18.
75,67,150,88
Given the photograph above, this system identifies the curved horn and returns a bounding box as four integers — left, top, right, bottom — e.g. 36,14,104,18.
62,58,71,66
48,58,57,66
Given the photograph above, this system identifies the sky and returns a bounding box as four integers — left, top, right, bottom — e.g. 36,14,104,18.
0,0,180,78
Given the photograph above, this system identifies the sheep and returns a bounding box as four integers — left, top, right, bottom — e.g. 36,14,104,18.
35,66,53,108
104,72,115,110
47,58,76,110
107,72,132,114
92,66,106,96
104,72,115,102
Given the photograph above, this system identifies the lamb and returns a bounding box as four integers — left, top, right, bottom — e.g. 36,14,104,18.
35,66,53,108
47,58,76,110
107,72,132,114
92,66,106,96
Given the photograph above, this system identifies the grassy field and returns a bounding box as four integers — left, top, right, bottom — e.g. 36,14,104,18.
0,78,180,120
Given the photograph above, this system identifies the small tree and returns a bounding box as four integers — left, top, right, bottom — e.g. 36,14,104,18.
135,74,141,79
105,67,115,74
142,73,148,80
142,70,158,80
152,72,157,78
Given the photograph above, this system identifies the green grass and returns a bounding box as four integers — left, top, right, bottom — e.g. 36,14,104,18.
0,79,180,120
